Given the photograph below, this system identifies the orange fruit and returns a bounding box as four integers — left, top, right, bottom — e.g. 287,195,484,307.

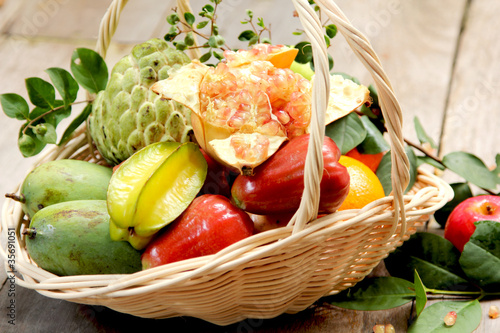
345,147,385,173
337,155,385,211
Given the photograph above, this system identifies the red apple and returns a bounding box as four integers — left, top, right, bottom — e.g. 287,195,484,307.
141,194,254,268
444,195,500,252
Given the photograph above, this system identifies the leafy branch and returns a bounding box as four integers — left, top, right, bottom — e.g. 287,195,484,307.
164,0,336,69
0,48,108,157
165,0,229,63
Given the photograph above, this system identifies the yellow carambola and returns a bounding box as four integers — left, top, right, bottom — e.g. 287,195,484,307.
107,141,207,250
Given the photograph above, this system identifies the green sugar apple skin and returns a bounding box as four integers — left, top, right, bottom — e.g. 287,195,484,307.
89,38,193,165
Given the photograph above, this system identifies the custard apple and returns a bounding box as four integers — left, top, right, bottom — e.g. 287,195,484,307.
88,38,193,165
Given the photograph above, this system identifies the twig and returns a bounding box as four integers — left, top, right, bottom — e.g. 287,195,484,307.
405,138,497,195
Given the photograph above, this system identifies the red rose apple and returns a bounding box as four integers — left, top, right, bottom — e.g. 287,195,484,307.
444,195,500,252
199,149,232,197
141,194,254,268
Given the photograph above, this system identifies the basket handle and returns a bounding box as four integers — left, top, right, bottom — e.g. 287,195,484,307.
95,0,410,236
290,0,409,235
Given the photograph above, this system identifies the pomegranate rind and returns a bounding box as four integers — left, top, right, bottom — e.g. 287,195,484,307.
323,74,371,125
191,111,233,159
224,44,299,68
151,60,208,115
151,45,370,174
209,133,287,175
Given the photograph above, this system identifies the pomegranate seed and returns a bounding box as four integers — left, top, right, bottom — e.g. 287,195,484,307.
444,311,457,326
489,305,499,319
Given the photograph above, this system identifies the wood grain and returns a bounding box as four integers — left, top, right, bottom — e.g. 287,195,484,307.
329,0,467,145
439,0,500,187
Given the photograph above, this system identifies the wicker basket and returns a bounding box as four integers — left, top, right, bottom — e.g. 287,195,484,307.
0,0,453,326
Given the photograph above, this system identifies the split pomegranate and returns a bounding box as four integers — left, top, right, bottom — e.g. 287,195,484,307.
152,44,370,174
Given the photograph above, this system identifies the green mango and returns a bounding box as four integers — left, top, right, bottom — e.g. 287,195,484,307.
20,159,113,218
25,200,142,276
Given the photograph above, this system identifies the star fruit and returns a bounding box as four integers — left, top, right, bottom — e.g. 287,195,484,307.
107,141,207,250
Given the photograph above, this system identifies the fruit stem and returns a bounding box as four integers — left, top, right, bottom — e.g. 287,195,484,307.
486,204,494,215
425,288,482,297
5,193,25,203
404,138,497,196
22,100,91,135
22,227,36,239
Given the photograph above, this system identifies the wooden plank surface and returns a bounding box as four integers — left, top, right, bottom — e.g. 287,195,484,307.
439,0,500,178
1,0,499,332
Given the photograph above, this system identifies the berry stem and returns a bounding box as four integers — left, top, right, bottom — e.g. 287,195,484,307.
22,100,91,135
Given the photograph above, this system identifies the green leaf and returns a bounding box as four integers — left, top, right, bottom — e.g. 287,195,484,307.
174,40,187,51
261,37,271,45
45,67,79,107
184,12,195,26
18,133,37,157
325,24,337,38
385,233,471,290
294,42,312,64
199,51,212,63
213,50,223,61
325,113,366,155
70,48,108,95
493,153,500,178
25,77,55,109
201,4,214,13
245,9,253,19
1,93,30,120
238,30,257,42
184,32,195,46
358,115,390,154
417,156,445,171
407,300,481,333
433,183,473,228
34,122,57,144
166,13,180,25
256,17,264,29
212,24,219,36
58,103,93,145
164,26,178,42
324,35,331,48
329,277,414,310
414,116,437,149
414,270,427,317
327,53,334,71
42,100,70,126
208,35,225,48
460,220,500,291
368,84,379,106
196,20,209,29
376,146,418,195
442,152,500,190
28,106,49,120
248,35,259,46
18,125,46,157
